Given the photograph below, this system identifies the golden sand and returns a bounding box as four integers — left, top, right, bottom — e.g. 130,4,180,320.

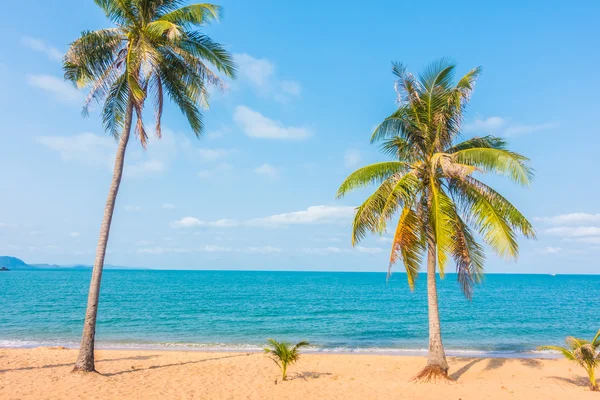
0,347,597,399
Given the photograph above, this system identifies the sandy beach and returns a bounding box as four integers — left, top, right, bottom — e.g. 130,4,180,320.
0,347,597,399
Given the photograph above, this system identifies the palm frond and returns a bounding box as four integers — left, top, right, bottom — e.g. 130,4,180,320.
429,179,457,275
451,214,485,299
453,147,534,186
336,162,407,198
388,206,425,289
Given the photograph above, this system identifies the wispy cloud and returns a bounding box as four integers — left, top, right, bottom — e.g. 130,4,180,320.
544,226,600,237
126,159,165,177
171,205,356,229
27,74,83,104
301,246,383,255
37,133,115,168
124,205,142,212
69,232,81,237
234,106,312,140
344,149,361,168
171,217,240,228
21,37,63,61
540,246,562,254
137,245,282,254
254,163,279,179
233,53,302,103
162,203,176,209
197,148,234,163
463,116,557,137
198,162,233,179
247,205,355,227
535,213,600,225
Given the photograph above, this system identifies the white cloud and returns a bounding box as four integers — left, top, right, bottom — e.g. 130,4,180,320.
205,126,232,140
570,237,600,245
124,205,142,212
302,247,347,255
233,53,302,102
463,117,506,132
171,205,356,229
234,106,311,140
162,203,176,209
138,247,192,254
535,213,600,225
202,245,233,252
234,53,275,90
247,205,355,227
377,236,393,243
21,37,63,61
137,245,279,254
69,232,81,237
0,223,17,228
198,162,233,179
280,80,302,97
171,217,240,228
463,116,557,137
37,133,115,168
254,163,279,179
26,74,83,104
126,159,165,177
541,246,562,254
504,123,558,136
244,246,282,254
344,149,361,168
301,246,382,255
545,226,600,237
197,148,233,163
355,246,384,254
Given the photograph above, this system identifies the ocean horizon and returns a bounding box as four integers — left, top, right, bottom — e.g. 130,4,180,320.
1,270,598,358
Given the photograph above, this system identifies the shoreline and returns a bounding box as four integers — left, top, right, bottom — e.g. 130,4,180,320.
1,347,595,399
0,341,560,359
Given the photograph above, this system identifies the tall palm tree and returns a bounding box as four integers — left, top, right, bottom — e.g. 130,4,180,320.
336,60,535,381
64,0,235,372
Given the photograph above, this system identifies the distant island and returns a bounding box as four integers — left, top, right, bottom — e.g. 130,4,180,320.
0,256,148,271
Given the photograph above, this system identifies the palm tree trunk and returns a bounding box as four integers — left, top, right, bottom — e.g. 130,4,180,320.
415,226,450,381
589,368,598,391
72,98,134,373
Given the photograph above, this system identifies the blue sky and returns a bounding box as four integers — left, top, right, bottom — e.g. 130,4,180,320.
1,0,599,273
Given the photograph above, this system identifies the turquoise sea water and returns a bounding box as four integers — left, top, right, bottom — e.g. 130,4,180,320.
0,270,598,357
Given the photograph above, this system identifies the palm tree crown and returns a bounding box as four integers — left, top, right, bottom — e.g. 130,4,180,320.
539,331,600,391
337,59,536,298
64,0,236,144
264,339,310,380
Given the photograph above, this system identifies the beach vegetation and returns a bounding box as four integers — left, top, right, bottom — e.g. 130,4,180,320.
337,59,535,381
264,338,310,381
539,330,600,391
64,0,235,373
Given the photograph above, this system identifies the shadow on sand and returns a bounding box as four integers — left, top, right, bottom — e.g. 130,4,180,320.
288,371,333,381
449,357,544,381
549,376,597,388
0,355,158,374
101,353,251,377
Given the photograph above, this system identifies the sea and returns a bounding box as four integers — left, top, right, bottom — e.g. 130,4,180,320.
0,270,598,358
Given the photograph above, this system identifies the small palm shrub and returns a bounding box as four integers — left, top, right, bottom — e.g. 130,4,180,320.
264,338,310,381
539,330,600,391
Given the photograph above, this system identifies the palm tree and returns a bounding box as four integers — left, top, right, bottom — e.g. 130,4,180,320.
539,330,600,391
64,1,235,372
264,339,310,381
336,60,535,381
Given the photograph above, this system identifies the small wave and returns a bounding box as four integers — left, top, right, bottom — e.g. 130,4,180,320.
0,339,560,358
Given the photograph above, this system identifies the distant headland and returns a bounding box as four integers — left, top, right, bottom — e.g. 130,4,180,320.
0,256,147,271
